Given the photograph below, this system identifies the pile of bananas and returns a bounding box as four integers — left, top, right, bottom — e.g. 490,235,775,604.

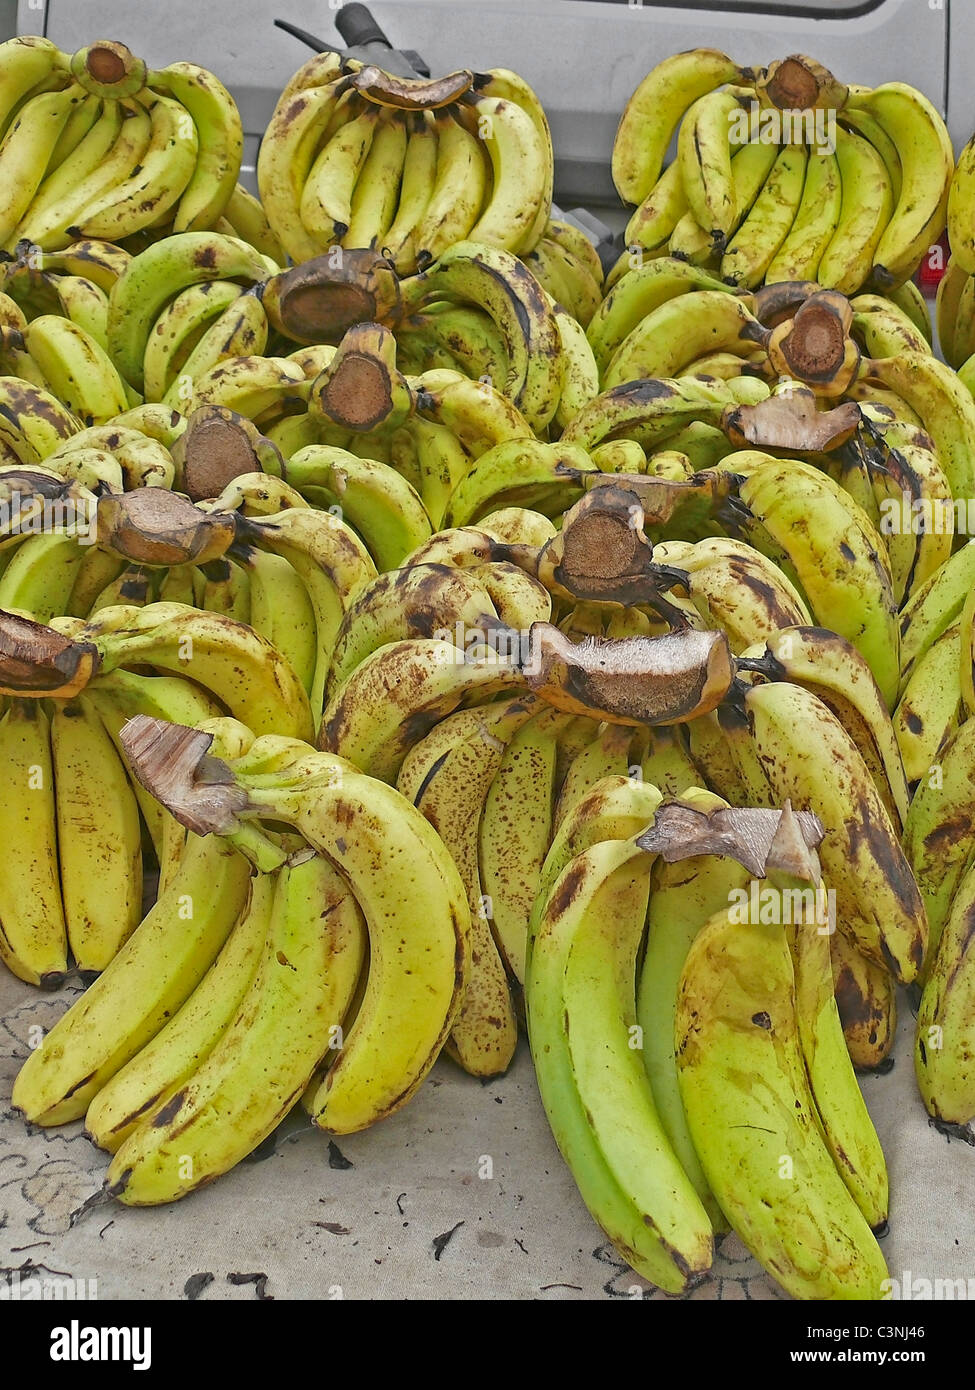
257,49,553,273
4,22,975,1303
614,49,953,295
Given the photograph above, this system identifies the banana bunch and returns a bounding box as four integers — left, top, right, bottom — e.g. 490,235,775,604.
615,49,952,295
0,588,317,986
277,242,574,437
257,51,552,274
0,36,243,252
12,715,472,1194
528,792,888,1298
101,231,276,404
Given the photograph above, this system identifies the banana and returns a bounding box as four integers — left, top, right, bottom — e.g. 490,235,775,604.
851,294,931,359
86,869,274,1153
0,699,67,986
728,458,899,708
846,82,953,290
199,555,251,623
916,855,975,1123
343,108,408,250
831,927,897,1070
300,104,379,243
601,292,764,391
51,427,175,490
744,679,926,984
233,542,317,696
900,541,975,686
407,241,564,433
740,625,909,834
283,444,433,571
721,143,808,290
107,231,269,393
18,101,149,252
50,695,143,977
401,696,538,1075
442,438,595,528
0,37,70,140
320,637,523,783
22,315,129,424
637,815,750,1227
553,307,600,431
640,722,706,796
887,275,931,342
378,111,438,272
12,831,253,1125
107,851,365,1201
947,271,975,370
412,372,534,458
82,667,222,889
326,562,502,696
162,291,268,408
14,97,124,246
554,721,635,830
676,849,888,1299
765,149,842,283
657,535,813,655
623,160,688,254
893,621,963,785
67,545,125,618
526,237,602,327
585,257,732,379
866,432,952,607
70,601,314,739
141,279,243,404
948,131,975,277
903,717,975,967
111,401,186,448
859,351,975,507
613,49,745,206
0,531,86,621
399,300,508,392
668,208,718,267
47,272,111,347
472,69,553,254
817,126,893,297
466,94,546,253
839,102,903,207
400,408,478,528
781,872,889,1229
149,62,243,233
409,106,486,266
75,88,199,241
478,705,576,986
561,373,769,454
678,89,742,247
216,184,279,262
185,353,306,420
0,84,86,248
228,504,376,723
528,834,713,1292
256,75,350,263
